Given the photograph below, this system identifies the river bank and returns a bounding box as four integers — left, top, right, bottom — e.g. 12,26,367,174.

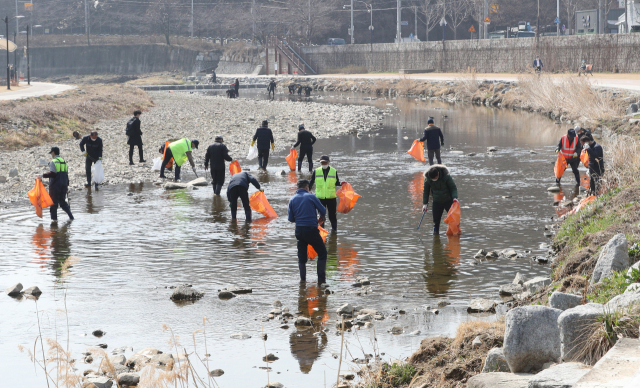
0,91,382,203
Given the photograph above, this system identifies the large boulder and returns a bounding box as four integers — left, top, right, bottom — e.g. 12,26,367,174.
5,283,22,296
590,234,629,284
605,283,640,311
627,261,640,277
503,306,562,373
117,373,140,386
558,303,604,362
523,277,552,293
170,285,204,301
482,347,510,373
467,372,532,388
528,362,591,388
548,291,583,311
499,283,524,296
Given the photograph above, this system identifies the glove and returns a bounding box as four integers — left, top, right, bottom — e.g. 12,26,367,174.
573,152,578,158
192,167,196,173
318,215,326,225
555,148,559,153
422,205,428,212
251,140,256,147
99,157,102,160
341,181,348,186
271,143,275,151
259,188,264,192
453,199,459,204
441,141,444,146
36,174,43,180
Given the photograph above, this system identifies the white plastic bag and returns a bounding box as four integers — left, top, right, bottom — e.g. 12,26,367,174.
247,144,259,160
91,160,105,184
152,157,163,171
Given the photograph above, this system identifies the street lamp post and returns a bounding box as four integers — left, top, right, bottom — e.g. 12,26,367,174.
440,17,447,42
3,15,23,90
13,31,16,84
26,24,30,85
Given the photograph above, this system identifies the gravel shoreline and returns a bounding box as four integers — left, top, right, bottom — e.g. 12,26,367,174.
0,91,384,203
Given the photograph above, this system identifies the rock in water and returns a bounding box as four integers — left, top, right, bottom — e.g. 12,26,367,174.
389,326,403,334
265,382,284,388
187,177,208,186
170,285,204,301
219,285,253,294
467,298,496,313
109,355,126,365
92,329,106,337
547,186,561,193
591,233,629,284
474,249,487,259
336,303,354,315
523,277,551,293
352,276,370,287
117,373,140,386
23,286,42,297
164,182,189,190
482,348,510,373
548,291,584,311
528,362,591,388
503,306,562,373
218,290,236,299
209,369,224,377
5,283,23,296
498,284,523,296
230,332,251,340
557,303,604,362
85,375,113,388
512,272,527,285
262,353,279,362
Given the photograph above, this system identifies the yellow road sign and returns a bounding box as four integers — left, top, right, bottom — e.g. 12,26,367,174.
484,16,491,23
469,25,476,32
491,4,499,13
25,2,32,11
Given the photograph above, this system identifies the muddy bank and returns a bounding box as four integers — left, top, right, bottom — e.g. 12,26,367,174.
0,92,383,203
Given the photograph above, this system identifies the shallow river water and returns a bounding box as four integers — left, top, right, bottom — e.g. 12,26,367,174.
0,92,582,387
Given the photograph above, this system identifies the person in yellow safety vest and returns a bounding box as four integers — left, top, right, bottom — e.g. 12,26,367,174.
160,138,200,181
310,155,346,232
39,147,74,221
555,128,581,185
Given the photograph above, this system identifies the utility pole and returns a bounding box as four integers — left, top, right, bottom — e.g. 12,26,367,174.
84,0,90,45
484,0,488,39
26,24,30,85
598,0,602,34
13,32,16,84
396,0,401,43
350,0,354,44
557,0,560,36
536,0,540,41
414,6,417,40
625,0,628,33
15,0,18,36
191,0,194,38
252,0,256,41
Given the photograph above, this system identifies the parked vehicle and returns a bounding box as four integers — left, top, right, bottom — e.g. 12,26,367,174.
516,31,536,38
327,38,346,45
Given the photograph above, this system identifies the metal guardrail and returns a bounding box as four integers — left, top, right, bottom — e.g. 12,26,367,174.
135,84,266,91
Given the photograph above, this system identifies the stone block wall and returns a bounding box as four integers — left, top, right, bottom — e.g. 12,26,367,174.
301,34,640,73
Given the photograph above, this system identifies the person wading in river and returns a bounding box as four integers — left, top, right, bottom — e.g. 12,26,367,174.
310,155,344,233
288,179,328,284
556,128,581,186
422,164,458,236
79,131,103,190
252,120,275,170
205,136,234,196
227,171,262,222
160,138,199,181
40,147,74,221
419,117,445,165
126,110,145,165
292,124,316,172
580,134,605,196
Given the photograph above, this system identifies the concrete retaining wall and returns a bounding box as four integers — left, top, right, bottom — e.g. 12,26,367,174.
22,44,198,78
301,34,640,73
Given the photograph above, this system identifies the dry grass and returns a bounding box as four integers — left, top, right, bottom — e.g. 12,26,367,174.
126,74,186,86
0,85,153,149
456,70,481,98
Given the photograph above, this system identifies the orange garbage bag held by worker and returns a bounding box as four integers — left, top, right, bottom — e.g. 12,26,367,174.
249,191,278,218
554,153,568,179
407,140,425,162
307,226,329,260
580,149,589,168
336,182,361,214
28,178,54,218
163,141,174,169
286,148,298,171
443,200,461,236
229,160,242,175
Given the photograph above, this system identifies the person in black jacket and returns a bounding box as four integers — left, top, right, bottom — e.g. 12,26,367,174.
79,131,103,189
40,147,74,221
234,78,240,97
293,124,316,172
268,79,277,98
205,136,234,196
127,110,145,165
252,120,275,170
227,171,262,221
419,118,444,165
580,135,605,196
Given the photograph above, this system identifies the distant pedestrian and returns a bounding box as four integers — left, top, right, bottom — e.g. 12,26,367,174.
252,120,275,170
533,55,543,72
288,179,328,284
212,70,217,84
126,110,145,165
556,128,581,185
580,135,605,196
268,79,277,98
79,131,103,189
419,117,444,165
422,164,458,236
292,124,316,172
234,78,240,97
160,138,199,181
205,135,234,196
288,83,297,94
227,171,262,221
304,86,312,97
40,147,74,221
310,155,343,232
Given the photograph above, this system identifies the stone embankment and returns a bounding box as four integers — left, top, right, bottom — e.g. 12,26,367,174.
0,91,385,203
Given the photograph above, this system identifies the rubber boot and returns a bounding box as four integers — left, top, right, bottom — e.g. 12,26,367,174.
433,226,439,236
215,185,223,196
298,262,306,282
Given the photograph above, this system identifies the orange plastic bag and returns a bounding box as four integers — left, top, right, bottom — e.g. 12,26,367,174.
163,141,174,169
554,153,568,179
307,226,329,260
229,160,242,175
571,195,596,215
580,149,589,168
336,182,361,214
28,178,54,218
443,201,461,236
407,140,425,162
249,191,278,218
285,148,298,171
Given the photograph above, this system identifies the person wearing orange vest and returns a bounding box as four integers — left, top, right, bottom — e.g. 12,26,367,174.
555,128,581,185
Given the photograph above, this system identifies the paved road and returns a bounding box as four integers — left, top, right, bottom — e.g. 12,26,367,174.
0,82,76,101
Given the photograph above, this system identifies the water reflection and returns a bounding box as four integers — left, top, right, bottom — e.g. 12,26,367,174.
422,235,461,297
31,222,72,278
208,196,228,223
290,284,329,373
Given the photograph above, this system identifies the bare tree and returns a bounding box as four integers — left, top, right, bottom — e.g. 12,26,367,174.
420,0,444,41
286,0,341,44
445,0,472,39
147,0,187,45
562,0,584,34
